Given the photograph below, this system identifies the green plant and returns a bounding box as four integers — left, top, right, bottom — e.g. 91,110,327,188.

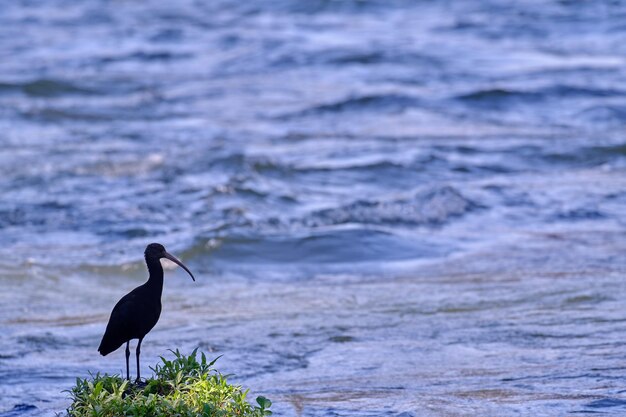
67,349,272,417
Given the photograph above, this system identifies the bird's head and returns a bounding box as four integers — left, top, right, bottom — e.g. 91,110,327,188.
145,243,196,281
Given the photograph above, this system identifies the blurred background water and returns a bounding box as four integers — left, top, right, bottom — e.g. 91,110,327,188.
1,0,626,416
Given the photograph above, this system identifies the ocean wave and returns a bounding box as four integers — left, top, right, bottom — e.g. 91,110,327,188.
306,186,476,227
202,227,447,265
455,85,622,109
283,94,421,118
0,79,96,97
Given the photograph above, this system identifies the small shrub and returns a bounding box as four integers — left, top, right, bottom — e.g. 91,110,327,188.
66,349,272,417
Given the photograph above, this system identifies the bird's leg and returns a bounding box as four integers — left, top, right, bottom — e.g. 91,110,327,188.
135,337,143,383
125,341,130,381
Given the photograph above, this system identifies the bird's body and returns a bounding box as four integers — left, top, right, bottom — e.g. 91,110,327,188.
98,283,162,356
98,243,195,381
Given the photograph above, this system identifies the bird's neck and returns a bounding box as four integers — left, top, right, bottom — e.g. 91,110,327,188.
145,256,164,296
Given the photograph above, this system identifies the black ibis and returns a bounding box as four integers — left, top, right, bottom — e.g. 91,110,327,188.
98,243,196,381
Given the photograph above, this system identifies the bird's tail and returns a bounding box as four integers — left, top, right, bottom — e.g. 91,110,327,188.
98,335,123,356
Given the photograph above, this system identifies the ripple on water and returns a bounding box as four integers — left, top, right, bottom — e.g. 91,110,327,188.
0,404,38,417
207,228,448,265
584,398,626,410
1,0,626,416
0,79,96,98
306,186,476,227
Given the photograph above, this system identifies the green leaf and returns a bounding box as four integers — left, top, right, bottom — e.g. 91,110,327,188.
208,354,223,368
256,396,272,409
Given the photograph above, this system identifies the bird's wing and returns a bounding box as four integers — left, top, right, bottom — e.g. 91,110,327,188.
98,287,143,355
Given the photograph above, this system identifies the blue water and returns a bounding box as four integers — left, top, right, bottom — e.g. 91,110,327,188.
1,1,626,416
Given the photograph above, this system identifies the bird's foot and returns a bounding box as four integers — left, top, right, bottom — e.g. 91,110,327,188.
134,378,147,388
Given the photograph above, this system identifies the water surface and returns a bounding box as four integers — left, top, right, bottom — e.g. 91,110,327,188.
1,1,626,416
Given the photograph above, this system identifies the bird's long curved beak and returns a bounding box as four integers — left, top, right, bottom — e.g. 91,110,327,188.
163,252,196,281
